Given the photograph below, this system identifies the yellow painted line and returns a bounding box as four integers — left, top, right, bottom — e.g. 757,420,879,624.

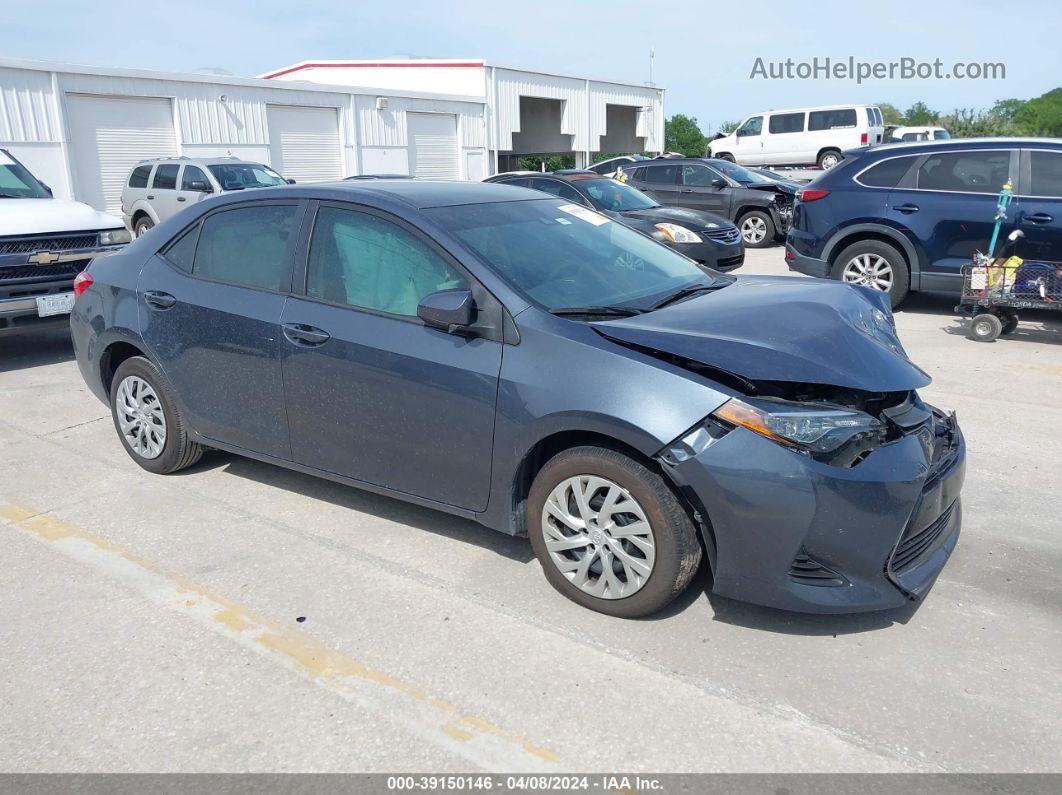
0,503,561,771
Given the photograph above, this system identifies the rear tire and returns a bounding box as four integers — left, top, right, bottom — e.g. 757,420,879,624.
831,239,910,308
134,217,154,238
1000,311,1019,335
110,356,203,474
738,210,776,248
968,312,1003,342
528,446,702,618
817,149,842,169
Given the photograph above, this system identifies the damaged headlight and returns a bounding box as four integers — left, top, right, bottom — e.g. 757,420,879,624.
100,228,132,245
713,396,884,455
653,223,702,243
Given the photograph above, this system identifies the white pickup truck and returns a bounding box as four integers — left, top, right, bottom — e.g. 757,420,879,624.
1,149,131,334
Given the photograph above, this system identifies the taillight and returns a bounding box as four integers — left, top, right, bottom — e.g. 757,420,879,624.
73,271,93,298
860,133,868,144
797,188,831,202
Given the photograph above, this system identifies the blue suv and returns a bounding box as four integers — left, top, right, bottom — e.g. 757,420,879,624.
786,138,1062,306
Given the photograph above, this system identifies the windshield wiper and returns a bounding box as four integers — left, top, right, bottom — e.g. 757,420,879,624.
0,193,24,198
550,305,645,318
648,282,728,311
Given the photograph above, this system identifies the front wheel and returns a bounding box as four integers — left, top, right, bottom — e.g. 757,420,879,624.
527,446,703,618
738,210,776,248
831,240,910,307
134,217,154,238
968,312,1003,342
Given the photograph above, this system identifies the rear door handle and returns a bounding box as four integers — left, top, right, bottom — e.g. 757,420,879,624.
892,203,919,214
177,196,186,202
1023,212,1054,224
147,195,154,200
143,290,176,310
282,322,331,347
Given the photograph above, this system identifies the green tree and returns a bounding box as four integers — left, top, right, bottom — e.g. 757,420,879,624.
1013,88,1062,137
876,102,904,125
665,114,709,157
715,119,741,136
938,108,1012,138
989,98,1025,124
517,154,575,172
902,102,940,125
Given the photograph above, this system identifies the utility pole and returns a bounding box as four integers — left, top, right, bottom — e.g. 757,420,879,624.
649,47,655,86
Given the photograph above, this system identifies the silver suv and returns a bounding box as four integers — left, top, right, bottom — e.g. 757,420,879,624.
120,157,290,237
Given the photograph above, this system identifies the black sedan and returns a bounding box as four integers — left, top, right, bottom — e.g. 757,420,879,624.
484,172,743,271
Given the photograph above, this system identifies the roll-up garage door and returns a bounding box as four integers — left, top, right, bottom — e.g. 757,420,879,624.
65,94,178,215
267,105,342,183
408,113,460,180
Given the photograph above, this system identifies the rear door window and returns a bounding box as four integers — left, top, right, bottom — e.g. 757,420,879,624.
152,164,179,190
128,165,152,188
916,151,1013,193
642,164,679,184
192,204,298,291
808,109,857,130
1028,150,1062,197
856,156,919,188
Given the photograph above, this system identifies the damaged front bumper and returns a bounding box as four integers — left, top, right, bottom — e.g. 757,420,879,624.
659,407,965,613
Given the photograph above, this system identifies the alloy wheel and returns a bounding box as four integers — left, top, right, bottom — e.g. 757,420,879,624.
741,216,768,245
541,475,656,599
115,375,167,459
842,253,894,292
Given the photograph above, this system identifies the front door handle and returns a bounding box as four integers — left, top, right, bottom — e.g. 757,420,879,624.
1022,212,1054,224
282,322,331,347
892,203,920,214
681,188,694,193
177,196,186,202
143,290,176,310
147,195,154,200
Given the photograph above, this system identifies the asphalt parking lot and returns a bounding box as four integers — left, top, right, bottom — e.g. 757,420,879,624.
1,247,1059,774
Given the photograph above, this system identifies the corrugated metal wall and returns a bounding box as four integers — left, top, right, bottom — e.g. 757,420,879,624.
354,94,484,148
492,69,587,151
0,67,61,142
588,81,663,153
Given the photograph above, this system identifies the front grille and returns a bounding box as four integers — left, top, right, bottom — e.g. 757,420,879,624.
788,549,847,587
0,233,98,254
892,502,956,573
0,259,91,284
703,226,741,244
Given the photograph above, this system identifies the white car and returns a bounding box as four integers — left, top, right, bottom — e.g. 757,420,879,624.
890,126,951,143
709,104,885,170
0,149,130,334
586,154,649,177
121,156,290,237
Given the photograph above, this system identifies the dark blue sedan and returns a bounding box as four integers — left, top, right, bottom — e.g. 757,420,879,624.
71,180,965,617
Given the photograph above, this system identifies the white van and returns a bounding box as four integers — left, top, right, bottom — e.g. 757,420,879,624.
708,105,885,170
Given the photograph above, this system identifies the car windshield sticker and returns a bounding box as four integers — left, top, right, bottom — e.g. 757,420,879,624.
557,203,610,226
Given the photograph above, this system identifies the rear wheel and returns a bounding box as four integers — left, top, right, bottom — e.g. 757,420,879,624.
832,239,910,307
1000,310,1020,335
134,217,154,238
817,149,842,169
527,446,702,618
110,356,203,474
738,210,775,248
968,312,1003,342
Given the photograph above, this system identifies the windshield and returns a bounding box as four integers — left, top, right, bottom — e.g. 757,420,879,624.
208,163,286,191
710,160,771,184
427,198,726,312
580,179,658,212
0,151,51,198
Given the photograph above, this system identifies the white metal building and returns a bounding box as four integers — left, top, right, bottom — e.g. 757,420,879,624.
0,56,488,214
0,56,664,215
261,59,666,172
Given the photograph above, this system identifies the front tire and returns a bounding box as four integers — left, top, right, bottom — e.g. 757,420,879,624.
738,210,776,248
134,217,154,238
832,239,910,307
968,312,1003,342
110,356,203,474
527,446,702,618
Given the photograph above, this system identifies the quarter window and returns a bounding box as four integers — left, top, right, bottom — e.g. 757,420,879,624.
192,204,297,291
1029,150,1062,197
162,223,199,273
152,164,179,190
808,109,857,130
916,151,1012,193
128,165,152,188
857,156,918,188
769,113,805,134
306,206,468,317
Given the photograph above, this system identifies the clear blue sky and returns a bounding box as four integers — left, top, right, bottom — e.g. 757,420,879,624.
6,0,1060,133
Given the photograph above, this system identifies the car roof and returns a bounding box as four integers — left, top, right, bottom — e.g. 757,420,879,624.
227,180,548,209
491,172,613,185
135,156,269,167
743,104,879,116
863,137,1062,155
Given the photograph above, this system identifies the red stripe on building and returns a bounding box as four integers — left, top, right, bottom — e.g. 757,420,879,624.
261,62,485,80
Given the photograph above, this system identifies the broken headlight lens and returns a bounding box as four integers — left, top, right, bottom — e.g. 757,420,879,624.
654,223,702,243
713,396,884,455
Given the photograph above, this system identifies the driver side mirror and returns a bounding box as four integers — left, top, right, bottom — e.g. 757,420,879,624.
285,178,296,184
712,178,727,189
187,180,212,193
417,289,475,333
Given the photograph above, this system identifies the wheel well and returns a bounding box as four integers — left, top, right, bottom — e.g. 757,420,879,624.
509,430,715,567
735,205,771,223
817,147,842,161
99,341,146,395
827,232,911,274
131,210,151,226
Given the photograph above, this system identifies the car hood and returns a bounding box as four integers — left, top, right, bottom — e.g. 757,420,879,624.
745,180,800,195
0,198,124,236
618,206,733,230
592,276,931,392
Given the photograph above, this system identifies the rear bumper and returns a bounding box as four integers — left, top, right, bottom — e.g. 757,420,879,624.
663,408,965,614
784,243,831,279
